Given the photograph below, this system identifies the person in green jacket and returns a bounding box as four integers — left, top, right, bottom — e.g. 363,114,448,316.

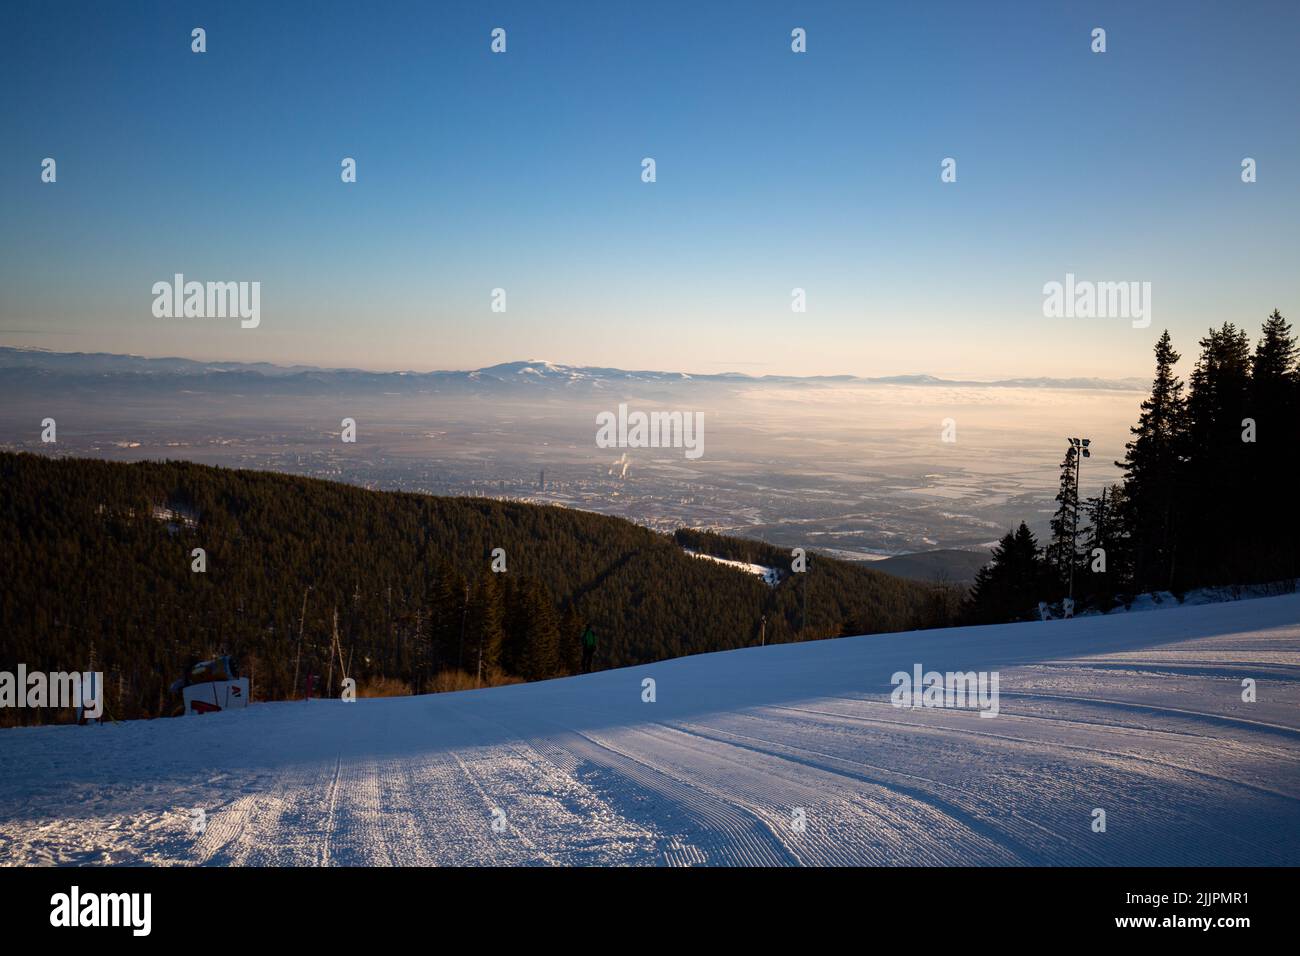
581,625,597,673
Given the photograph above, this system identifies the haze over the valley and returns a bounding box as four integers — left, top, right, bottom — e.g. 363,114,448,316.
0,347,1144,568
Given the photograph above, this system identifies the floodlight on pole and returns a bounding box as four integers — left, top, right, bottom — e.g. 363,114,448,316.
1067,437,1090,601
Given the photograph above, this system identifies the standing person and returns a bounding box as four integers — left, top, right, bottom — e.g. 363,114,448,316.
581,624,597,673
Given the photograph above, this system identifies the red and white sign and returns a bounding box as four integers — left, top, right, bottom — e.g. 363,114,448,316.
182,678,250,716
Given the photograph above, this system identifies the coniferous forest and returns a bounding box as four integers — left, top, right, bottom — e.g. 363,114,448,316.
0,452,954,724
966,310,1300,623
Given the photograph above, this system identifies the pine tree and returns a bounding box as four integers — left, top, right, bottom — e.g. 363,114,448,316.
1187,324,1252,452
1252,309,1298,390
1183,323,1253,585
1046,446,1080,596
1249,310,1299,582
1119,330,1187,591
965,522,1045,624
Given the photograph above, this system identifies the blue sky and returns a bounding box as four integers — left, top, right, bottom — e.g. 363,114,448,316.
2,0,1297,378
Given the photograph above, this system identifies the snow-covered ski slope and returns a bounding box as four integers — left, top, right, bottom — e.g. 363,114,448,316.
3,593,1298,866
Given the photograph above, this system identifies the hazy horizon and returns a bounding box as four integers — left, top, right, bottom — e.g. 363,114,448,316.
0,343,1156,385
4,0,1297,379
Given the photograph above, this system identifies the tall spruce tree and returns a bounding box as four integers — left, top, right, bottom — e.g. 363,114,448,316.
1183,323,1253,585
1249,310,1299,582
1046,446,1080,597
1119,330,1187,591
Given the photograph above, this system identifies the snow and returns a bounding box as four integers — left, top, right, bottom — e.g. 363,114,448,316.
1,593,1298,866
682,549,781,586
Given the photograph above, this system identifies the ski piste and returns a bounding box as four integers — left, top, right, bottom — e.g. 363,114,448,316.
2,589,1296,866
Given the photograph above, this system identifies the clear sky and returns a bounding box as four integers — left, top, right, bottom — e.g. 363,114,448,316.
2,0,1297,378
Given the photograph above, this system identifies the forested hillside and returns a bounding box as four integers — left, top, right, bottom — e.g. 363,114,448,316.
0,453,951,723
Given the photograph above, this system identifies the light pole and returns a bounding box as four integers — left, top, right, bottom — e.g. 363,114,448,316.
1067,437,1090,602
801,554,812,639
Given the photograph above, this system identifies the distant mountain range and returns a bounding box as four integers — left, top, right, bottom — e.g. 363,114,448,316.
0,347,1147,394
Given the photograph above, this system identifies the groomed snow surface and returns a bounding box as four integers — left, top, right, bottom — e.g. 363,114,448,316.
2,593,1298,866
